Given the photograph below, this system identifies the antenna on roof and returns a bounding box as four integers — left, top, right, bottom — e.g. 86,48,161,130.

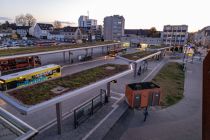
87,10,89,18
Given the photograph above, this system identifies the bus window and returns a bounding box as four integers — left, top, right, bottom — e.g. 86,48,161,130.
46,71,53,76
16,59,28,64
7,81,18,90
56,68,61,73
1,61,8,65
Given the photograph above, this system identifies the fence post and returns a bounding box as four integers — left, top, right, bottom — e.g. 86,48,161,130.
91,99,94,115
102,46,104,54
106,82,111,103
85,49,88,56
63,52,66,63
69,51,72,64
74,109,77,129
91,48,93,57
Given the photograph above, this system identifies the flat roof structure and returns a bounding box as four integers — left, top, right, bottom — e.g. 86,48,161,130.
0,107,37,140
0,43,121,60
128,82,160,90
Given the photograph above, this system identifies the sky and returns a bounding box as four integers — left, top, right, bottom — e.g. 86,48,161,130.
0,0,209,32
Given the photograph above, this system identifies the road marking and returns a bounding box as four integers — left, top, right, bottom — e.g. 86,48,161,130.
82,105,119,140
110,90,124,96
142,61,165,82
110,96,120,100
82,96,124,140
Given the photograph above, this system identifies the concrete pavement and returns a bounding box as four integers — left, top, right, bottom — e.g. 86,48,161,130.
103,61,202,140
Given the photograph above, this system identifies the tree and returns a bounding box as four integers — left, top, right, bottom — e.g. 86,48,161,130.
148,27,159,38
15,14,27,26
53,20,62,28
0,21,11,30
25,13,36,26
15,14,36,26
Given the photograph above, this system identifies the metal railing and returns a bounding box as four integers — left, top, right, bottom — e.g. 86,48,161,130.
74,89,106,129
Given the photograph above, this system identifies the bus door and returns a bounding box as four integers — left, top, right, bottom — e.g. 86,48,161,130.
0,80,6,91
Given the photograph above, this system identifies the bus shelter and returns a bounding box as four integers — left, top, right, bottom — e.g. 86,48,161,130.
0,64,133,135
116,51,161,77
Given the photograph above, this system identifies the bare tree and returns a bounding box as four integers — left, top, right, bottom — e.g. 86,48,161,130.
15,14,36,26
25,13,36,26
148,27,158,37
53,20,62,28
15,14,26,26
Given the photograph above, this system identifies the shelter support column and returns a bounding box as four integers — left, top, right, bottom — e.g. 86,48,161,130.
134,62,137,78
56,103,62,135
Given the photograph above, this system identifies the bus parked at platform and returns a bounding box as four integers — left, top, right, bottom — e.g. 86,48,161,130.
0,64,61,91
0,56,41,74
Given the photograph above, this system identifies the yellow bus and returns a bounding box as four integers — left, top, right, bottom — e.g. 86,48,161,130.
0,64,61,91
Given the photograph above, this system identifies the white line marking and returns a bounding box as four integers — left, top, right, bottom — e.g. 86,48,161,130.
82,96,124,140
82,105,118,140
110,96,120,100
110,90,124,96
142,61,164,82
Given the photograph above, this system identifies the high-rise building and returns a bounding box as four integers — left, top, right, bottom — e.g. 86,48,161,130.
162,25,188,46
194,26,210,47
104,15,125,41
78,16,97,28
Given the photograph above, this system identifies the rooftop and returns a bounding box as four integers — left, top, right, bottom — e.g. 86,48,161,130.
0,107,37,140
15,26,31,30
128,82,160,90
37,23,53,30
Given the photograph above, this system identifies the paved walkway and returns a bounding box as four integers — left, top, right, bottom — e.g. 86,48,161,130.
103,62,202,140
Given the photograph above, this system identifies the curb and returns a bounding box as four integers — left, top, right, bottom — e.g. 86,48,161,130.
85,99,128,140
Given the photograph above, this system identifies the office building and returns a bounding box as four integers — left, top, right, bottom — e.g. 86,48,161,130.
162,25,188,46
104,15,125,41
78,16,97,28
